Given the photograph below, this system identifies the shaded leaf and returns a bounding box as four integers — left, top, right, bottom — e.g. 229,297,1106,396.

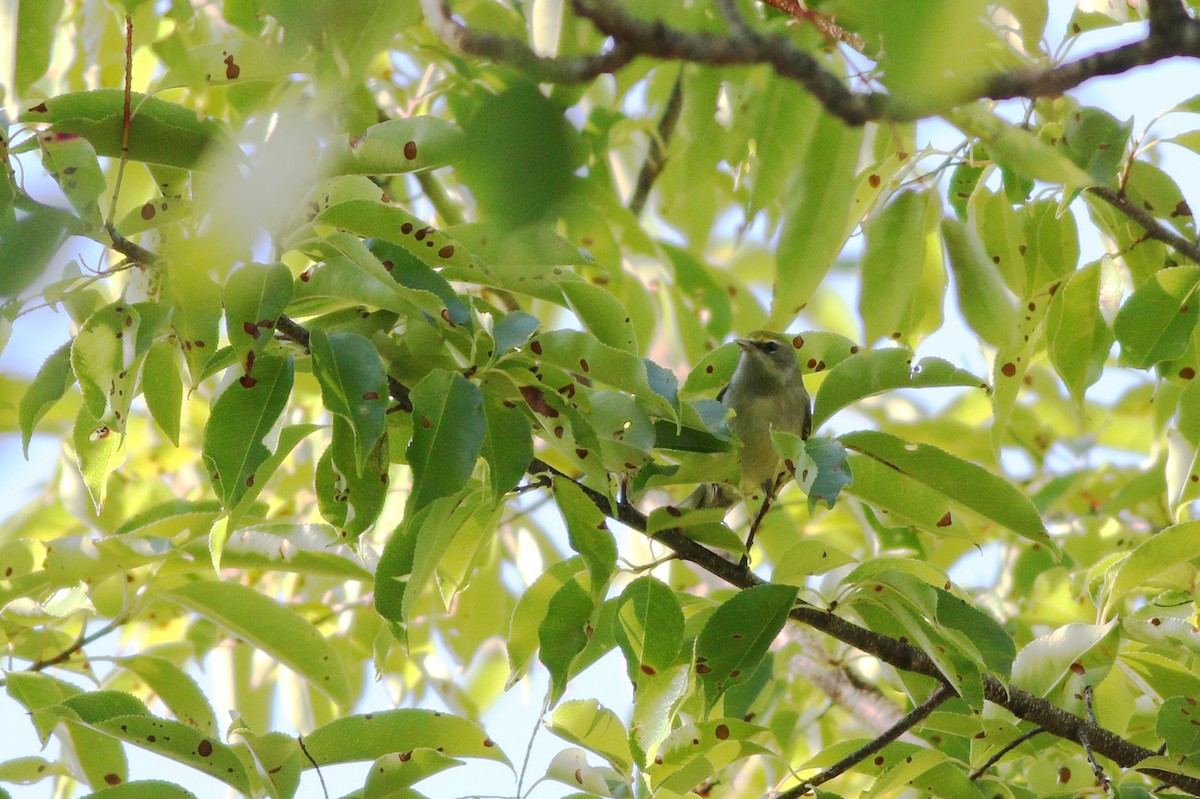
695,584,797,711
406,370,485,513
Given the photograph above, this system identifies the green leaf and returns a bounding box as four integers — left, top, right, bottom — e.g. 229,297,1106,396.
368,238,470,324
321,116,465,175
303,709,509,766
949,106,1092,189
202,352,293,509
1063,107,1131,185
860,191,928,344
863,570,1015,677
506,557,586,686
1125,160,1196,238
72,406,125,513
841,430,1054,551
222,262,293,366
1022,199,1080,292
71,300,161,431
158,37,305,88
548,699,633,777
160,263,221,385
1106,521,1200,613
812,348,984,431
20,90,237,169
1158,696,1200,756
1010,619,1120,711
613,576,685,685
771,433,854,512
318,201,476,277
647,717,771,794
941,216,1019,348
164,580,353,706
1113,266,1200,368
406,370,485,514
362,749,463,795
772,540,857,586
315,416,389,540
39,131,106,225
490,310,540,361
310,330,388,474
645,504,745,554
15,0,65,93
947,151,986,220
19,341,75,457
696,584,797,711
43,691,246,793
107,656,218,736
772,115,865,326
530,329,676,417
1046,259,1114,406
539,576,596,705
0,205,74,301
141,340,183,445
554,479,617,600
231,728,302,799
405,487,493,628
479,389,533,497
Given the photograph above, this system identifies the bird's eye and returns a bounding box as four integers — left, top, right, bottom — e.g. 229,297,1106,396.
762,342,778,353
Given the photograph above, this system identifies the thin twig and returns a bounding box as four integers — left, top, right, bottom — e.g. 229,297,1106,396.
628,71,684,217
297,735,330,799
968,726,1045,780
1079,685,1111,793
0,614,129,684
516,691,551,799
776,684,954,799
104,15,134,227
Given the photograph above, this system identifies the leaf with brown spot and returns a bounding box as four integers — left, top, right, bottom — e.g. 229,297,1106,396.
695,584,796,712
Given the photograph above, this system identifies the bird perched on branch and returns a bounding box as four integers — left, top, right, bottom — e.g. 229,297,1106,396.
687,330,812,561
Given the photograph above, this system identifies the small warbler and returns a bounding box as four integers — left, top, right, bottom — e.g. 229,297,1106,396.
687,331,812,557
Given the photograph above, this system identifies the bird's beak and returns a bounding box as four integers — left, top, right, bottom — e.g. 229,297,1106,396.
735,339,754,352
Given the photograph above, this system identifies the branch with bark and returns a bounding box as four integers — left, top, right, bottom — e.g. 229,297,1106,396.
421,0,1200,126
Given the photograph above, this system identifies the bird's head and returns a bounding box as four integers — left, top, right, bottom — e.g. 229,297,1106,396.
734,330,799,385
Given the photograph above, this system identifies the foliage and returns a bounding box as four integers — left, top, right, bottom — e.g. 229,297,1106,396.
4,1,1200,797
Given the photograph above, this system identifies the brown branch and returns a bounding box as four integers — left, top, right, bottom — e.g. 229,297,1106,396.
628,70,683,217
529,462,1200,794
420,0,636,82
776,684,954,799
107,223,161,266
1148,0,1193,37
984,22,1200,104
425,0,1200,127
1086,186,1200,264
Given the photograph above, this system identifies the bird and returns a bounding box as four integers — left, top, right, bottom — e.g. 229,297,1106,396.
686,330,812,562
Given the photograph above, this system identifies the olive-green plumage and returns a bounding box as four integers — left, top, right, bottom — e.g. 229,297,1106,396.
688,331,812,508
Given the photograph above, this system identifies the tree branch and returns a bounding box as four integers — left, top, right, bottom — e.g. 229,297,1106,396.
1086,185,1200,264
424,0,1200,126
776,684,954,799
420,0,636,82
531,462,1200,795
628,71,684,217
